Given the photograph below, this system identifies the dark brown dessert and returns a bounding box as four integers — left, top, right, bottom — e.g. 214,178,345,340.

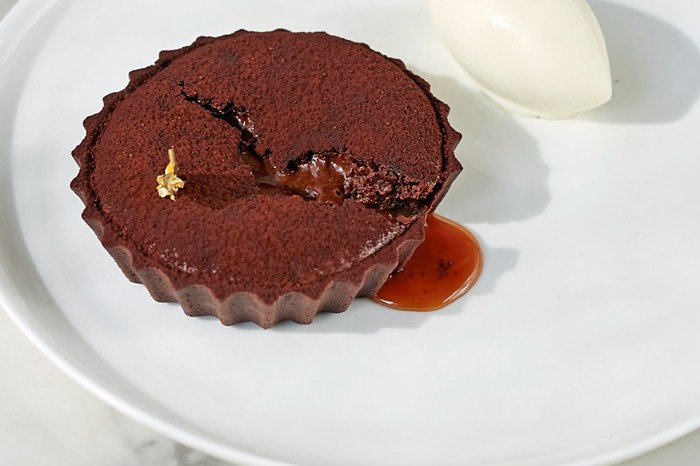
71,30,462,328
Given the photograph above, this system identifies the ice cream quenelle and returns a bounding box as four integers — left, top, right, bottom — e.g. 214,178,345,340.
428,0,612,118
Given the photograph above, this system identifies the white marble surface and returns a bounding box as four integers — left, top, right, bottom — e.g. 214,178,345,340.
1,0,700,465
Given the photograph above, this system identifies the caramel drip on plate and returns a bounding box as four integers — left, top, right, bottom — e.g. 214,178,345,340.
373,213,482,311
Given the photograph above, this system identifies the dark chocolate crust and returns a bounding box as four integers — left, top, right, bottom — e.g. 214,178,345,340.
71,30,462,328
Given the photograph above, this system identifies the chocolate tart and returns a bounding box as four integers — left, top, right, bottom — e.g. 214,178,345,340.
71,30,462,328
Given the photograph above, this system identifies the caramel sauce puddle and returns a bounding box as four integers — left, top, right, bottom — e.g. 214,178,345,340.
373,213,482,311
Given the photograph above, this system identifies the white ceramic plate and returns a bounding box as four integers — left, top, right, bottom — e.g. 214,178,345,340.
2,0,700,465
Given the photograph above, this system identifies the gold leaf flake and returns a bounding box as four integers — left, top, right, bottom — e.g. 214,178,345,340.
156,148,185,201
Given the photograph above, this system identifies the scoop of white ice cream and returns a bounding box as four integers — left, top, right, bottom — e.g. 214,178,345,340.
428,0,612,118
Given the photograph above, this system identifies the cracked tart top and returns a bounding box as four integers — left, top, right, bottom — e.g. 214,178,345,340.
71,29,462,327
